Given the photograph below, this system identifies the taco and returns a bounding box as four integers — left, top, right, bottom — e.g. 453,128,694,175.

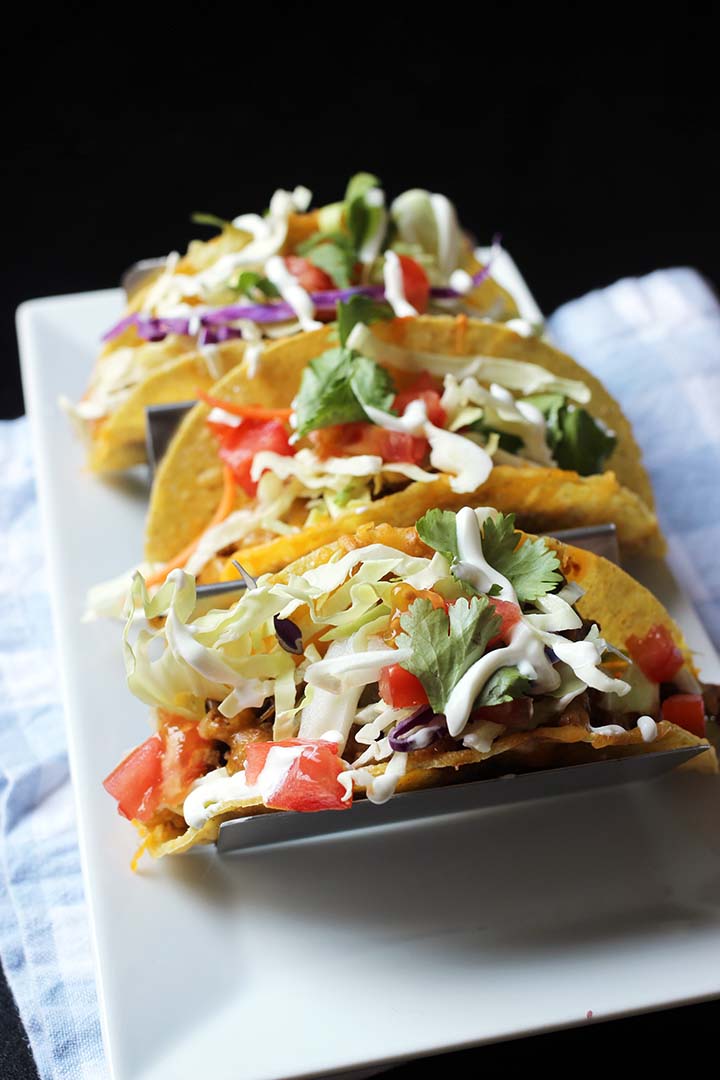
66,175,519,472
140,309,660,598
104,508,716,859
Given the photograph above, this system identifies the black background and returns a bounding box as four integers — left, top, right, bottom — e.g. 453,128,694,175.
2,63,720,1079
3,90,718,417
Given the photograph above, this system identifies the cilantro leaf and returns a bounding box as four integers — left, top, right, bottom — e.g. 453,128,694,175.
337,296,394,347
306,243,354,288
475,665,530,708
554,407,617,475
293,347,396,437
466,419,525,455
228,270,279,300
397,596,501,714
523,394,617,476
345,172,381,206
481,513,562,603
297,231,357,289
344,172,384,254
416,509,459,562
522,393,565,453
349,355,395,414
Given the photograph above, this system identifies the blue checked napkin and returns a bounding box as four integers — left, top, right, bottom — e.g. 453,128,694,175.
1,267,719,1079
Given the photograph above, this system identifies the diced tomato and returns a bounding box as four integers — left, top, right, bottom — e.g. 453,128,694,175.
397,254,430,314
661,694,706,737
375,429,429,464
160,721,217,806
284,255,335,292
394,372,446,427
487,598,522,648
308,422,428,466
103,734,164,823
471,698,534,730
379,664,429,708
208,417,293,496
245,738,348,812
397,371,441,395
244,737,335,784
104,716,217,822
626,624,684,684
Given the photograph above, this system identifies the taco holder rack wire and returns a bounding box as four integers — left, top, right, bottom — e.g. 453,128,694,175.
215,747,707,853
143,405,703,853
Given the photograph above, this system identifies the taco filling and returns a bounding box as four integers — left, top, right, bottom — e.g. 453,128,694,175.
140,307,627,588
105,510,716,858
68,173,520,469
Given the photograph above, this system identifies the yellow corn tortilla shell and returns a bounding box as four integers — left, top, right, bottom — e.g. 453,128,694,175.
87,340,249,472
137,525,715,858
145,316,661,572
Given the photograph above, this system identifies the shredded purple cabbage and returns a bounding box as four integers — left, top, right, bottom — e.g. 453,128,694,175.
102,244,500,344
388,707,447,752
273,617,304,655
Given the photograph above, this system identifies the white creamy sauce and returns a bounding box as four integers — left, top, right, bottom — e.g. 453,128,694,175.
207,406,242,428
184,767,257,829
362,397,429,435
383,250,418,317
183,740,310,829
548,636,629,696
200,343,225,380
359,393,494,491
137,188,313,316
588,723,626,737
427,423,494,492
637,715,658,743
338,750,409,805
505,318,535,337
245,341,264,377
444,620,558,738
455,507,517,602
449,268,475,295
353,736,392,768
255,745,305,799
264,255,322,331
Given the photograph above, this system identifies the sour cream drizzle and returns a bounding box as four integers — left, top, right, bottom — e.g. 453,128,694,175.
383,250,418,317
264,255,322,331
442,509,630,738
455,507,517,602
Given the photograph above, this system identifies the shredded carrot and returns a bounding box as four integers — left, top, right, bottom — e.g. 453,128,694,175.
199,390,293,423
144,464,237,588
130,836,150,872
454,313,468,354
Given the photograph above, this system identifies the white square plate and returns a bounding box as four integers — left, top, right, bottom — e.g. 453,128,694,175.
18,278,720,1080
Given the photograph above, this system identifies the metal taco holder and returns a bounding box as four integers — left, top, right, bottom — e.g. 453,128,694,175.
142,408,700,853
216,748,707,853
